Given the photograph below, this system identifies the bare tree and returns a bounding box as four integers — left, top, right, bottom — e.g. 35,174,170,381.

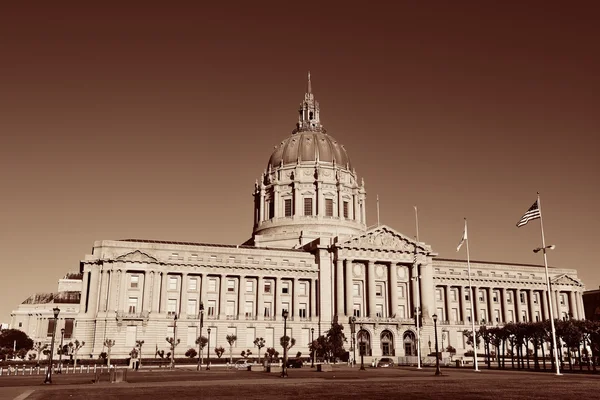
253,337,266,364
68,340,85,369
135,340,145,367
226,334,237,364
104,339,115,367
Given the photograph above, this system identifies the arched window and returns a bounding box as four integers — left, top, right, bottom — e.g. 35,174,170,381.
380,330,394,356
403,331,416,356
357,329,371,357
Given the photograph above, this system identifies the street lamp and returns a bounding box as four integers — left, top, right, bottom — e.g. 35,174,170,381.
43,307,60,384
433,314,442,376
197,302,204,371
349,316,357,367
170,313,178,370
359,323,365,371
58,328,65,374
533,244,555,253
310,327,315,368
206,328,211,370
281,309,289,378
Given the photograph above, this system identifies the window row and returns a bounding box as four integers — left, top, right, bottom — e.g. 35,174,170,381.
160,299,310,318
265,198,352,219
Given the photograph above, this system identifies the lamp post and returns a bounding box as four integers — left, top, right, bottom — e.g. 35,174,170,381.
281,309,289,378
310,327,315,368
206,328,211,370
349,316,357,367
433,314,442,376
43,307,60,384
58,328,65,374
359,323,365,371
197,302,204,371
170,313,178,370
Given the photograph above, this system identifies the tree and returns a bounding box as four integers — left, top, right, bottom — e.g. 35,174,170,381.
135,340,145,368
264,347,279,362
195,336,208,363
325,322,347,359
32,342,49,363
185,348,198,358
104,339,115,367
215,346,225,359
240,349,252,359
69,340,85,369
253,337,266,364
0,329,34,352
166,337,181,369
226,334,237,363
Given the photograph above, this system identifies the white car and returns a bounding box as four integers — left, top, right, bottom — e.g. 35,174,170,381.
234,360,252,370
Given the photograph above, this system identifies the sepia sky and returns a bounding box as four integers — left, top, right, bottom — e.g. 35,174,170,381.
0,2,599,322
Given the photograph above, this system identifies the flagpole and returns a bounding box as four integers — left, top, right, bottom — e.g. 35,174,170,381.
464,218,479,372
377,195,380,226
538,193,561,376
413,206,421,370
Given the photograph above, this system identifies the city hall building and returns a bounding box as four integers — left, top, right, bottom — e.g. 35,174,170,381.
11,77,587,361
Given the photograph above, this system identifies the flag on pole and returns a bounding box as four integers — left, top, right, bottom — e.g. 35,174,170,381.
456,219,467,252
516,200,541,227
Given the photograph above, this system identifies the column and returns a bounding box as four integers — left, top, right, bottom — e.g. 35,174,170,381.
568,290,577,319
238,276,244,319
153,272,163,313
259,187,265,221
294,184,301,217
293,278,300,320
274,187,280,218
353,194,359,222
200,274,208,308
411,264,419,318
389,264,398,318
541,290,549,320
472,285,479,323
275,276,282,318
419,263,434,319
501,288,509,323
459,286,467,323
515,289,522,322
142,270,153,312
87,268,100,315
367,261,376,317
120,269,128,312
443,285,450,321
219,275,227,317
337,184,344,219
554,290,561,318
317,182,324,216
486,288,493,323
578,291,585,320
526,289,533,322
256,276,264,320
181,273,188,317
80,267,90,313
345,259,354,318
310,279,317,318
336,258,345,317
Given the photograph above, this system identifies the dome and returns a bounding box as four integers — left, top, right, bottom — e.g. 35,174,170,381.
268,131,353,170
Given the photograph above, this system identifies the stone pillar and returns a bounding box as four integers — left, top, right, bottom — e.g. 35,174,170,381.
367,261,376,317
294,183,301,217
345,259,354,317
87,268,100,315
238,276,244,319
515,289,522,322
317,182,324,216
120,269,128,312
554,290,561,318
360,195,367,224
337,183,344,219
353,194,359,222
541,290,549,320
181,273,188,317
257,276,264,320
578,291,585,319
336,258,345,317
317,247,333,324
142,270,153,312
411,264,420,318
219,275,227,317
389,264,398,318
259,187,265,221
443,285,450,321
276,276,283,318
472,285,479,323
159,272,168,313
459,286,467,322
273,186,280,218
501,288,509,323
568,290,577,319
153,272,162,313
310,278,317,318
80,267,90,313
486,288,493,323
293,278,300,320
526,289,533,322
419,262,434,319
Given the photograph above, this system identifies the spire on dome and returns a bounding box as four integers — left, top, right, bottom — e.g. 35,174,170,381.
294,72,324,134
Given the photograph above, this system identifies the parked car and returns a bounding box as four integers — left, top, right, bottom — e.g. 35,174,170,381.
234,359,252,370
286,358,303,368
377,357,394,368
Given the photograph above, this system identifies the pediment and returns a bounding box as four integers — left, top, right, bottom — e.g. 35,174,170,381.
338,225,432,254
114,250,159,264
550,274,583,287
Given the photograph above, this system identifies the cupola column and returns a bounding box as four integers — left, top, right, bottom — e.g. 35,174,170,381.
259,187,265,222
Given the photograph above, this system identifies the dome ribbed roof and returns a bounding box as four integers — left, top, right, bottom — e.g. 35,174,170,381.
268,131,352,170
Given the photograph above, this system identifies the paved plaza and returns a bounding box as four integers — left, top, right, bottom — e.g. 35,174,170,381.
0,366,599,400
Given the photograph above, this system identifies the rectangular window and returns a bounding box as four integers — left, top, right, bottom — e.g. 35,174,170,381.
246,327,256,347
436,289,442,301
187,299,197,316
494,310,500,322
437,307,445,321
227,280,235,292
299,303,307,318
466,308,472,322
535,311,541,322
451,289,457,302
128,297,138,313
465,289,470,301
168,276,177,291
376,304,383,318
522,311,527,322
343,201,349,218
507,292,512,304
376,284,383,297
167,299,177,315
304,198,313,216
207,300,216,316
480,309,487,322
299,282,307,296
268,199,274,219
509,310,514,323
493,291,498,303
246,280,253,293
398,285,405,298
451,309,459,322
130,275,139,289
353,304,361,317
282,282,289,294
520,292,526,304
245,301,253,317
353,284,360,297
126,325,137,348
189,278,198,291
560,294,565,305
264,302,272,317
533,293,538,304
399,305,405,318
478,290,484,302
282,302,290,313
264,281,272,293
226,301,235,316
64,319,74,339
325,199,334,217
187,326,197,347
208,279,217,292
265,327,274,348
284,199,292,217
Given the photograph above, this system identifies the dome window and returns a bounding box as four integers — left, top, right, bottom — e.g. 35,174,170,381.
309,111,314,120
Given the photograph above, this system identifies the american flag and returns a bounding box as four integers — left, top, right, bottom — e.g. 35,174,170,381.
516,200,541,227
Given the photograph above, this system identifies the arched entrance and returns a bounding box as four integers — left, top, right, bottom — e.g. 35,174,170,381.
357,329,371,356
403,331,416,356
380,330,394,356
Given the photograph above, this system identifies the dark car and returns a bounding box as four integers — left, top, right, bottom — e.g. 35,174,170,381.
377,357,395,368
286,358,303,368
